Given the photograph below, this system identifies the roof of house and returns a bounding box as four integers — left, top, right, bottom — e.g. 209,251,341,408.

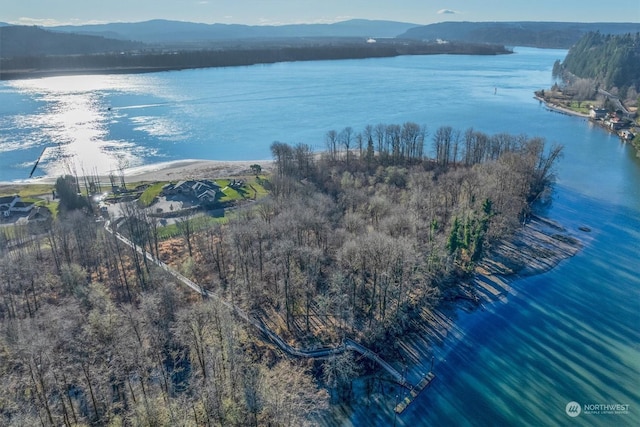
12,201,34,209
0,195,19,205
28,206,52,221
172,180,219,191
197,189,218,200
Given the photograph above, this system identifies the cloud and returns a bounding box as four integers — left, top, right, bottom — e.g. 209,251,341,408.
256,16,349,26
437,9,459,15
14,17,108,26
15,17,66,26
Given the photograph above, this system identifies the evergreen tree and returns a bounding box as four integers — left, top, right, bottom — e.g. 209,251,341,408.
561,32,640,94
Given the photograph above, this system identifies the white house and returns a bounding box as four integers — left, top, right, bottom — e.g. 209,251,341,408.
0,195,35,217
589,108,607,120
0,195,20,217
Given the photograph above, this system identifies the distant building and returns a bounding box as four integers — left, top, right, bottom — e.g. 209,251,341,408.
0,195,36,218
11,201,35,214
27,206,53,223
0,195,21,217
589,108,607,120
162,180,220,202
606,117,625,131
619,129,635,140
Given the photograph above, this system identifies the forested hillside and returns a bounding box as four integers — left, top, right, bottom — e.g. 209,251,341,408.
0,26,144,58
559,31,640,95
51,19,419,44
0,123,562,426
401,21,639,48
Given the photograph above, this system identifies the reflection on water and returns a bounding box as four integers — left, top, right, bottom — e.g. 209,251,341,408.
0,74,179,180
1,47,569,182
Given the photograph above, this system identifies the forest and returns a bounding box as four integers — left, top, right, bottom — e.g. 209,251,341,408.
0,124,562,426
401,21,640,49
554,31,640,100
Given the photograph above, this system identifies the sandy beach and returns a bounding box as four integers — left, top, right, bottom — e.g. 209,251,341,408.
121,159,274,182
0,159,274,187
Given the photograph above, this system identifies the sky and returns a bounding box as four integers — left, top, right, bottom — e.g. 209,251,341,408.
1,0,639,27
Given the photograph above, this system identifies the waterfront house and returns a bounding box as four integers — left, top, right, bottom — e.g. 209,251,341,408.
163,180,220,202
11,201,35,214
0,195,20,217
589,108,607,120
0,195,36,218
27,206,53,223
619,130,635,140
607,117,625,131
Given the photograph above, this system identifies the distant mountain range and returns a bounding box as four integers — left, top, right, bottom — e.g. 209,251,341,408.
50,19,418,44
1,20,638,61
0,26,144,57
401,21,640,48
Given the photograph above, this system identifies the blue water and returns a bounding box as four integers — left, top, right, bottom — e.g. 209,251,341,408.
1,48,639,426
1,47,564,182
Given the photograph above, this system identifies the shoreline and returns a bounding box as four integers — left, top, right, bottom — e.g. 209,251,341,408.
0,158,274,187
330,212,585,422
379,214,583,400
0,43,512,81
534,95,590,118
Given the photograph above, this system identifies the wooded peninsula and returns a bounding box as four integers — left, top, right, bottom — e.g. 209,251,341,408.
0,123,571,426
0,27,511,80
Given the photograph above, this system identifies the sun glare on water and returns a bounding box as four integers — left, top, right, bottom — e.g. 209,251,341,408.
7,75,162,179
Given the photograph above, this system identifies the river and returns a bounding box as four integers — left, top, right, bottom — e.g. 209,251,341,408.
1,48,639,426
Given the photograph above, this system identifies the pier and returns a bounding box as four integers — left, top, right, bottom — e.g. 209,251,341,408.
394,371,436,414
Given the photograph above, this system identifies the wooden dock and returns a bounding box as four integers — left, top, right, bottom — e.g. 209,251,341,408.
394,371,436,414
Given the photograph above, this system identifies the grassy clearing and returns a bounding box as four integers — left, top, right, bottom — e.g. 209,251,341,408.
219,186,241,203
45,201,59,219
139,182,167,207
565,100,595,114
0,183,54,198
157,213,229,240
217,177,269,202
249,177,270,198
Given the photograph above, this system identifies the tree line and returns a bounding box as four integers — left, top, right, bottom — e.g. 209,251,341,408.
258,126,561,345
555,31,640,102
1,40,511,80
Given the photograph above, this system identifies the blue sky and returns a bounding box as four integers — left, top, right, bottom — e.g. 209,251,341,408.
2,0,639,26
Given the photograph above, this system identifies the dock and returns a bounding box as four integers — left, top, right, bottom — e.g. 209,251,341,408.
394,371,436,414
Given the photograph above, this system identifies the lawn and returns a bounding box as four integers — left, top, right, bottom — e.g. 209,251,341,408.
217,177,269,202
157,213,230,240
139,182,167,207
0,183,54,198
565,100,596,114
